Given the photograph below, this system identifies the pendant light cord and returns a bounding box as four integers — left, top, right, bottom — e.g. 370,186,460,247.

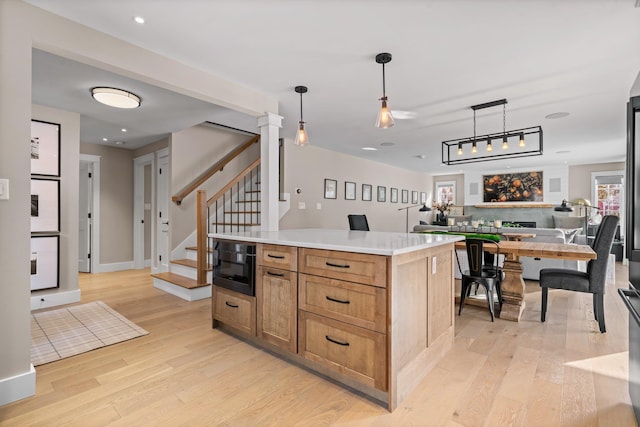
503,104,506,137
299,92,304,122
382,63,386,100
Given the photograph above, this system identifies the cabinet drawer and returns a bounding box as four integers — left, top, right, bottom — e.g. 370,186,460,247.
299,274,386,333
299,248,387,287
257,244,298,271
213,287,256,336
298,311,387,391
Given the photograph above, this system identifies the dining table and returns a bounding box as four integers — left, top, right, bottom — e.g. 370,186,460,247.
455,240,597,321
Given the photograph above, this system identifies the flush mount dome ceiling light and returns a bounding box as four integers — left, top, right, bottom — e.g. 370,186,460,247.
91,87,141,109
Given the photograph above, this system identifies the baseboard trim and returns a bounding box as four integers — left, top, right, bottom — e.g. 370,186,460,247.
0,364,36,406
31,289,81,311
95,261,134,273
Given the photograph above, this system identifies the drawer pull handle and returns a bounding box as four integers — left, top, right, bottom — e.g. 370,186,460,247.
325,335,350,346
326,296,350,304
267,271,285,277
326,261,350,269
225,301,239,308
267,254,285,259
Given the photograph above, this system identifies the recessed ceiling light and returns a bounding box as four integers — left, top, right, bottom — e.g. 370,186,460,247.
91,87,141,109
415,154,426,159
115,141,126,145
362,147,378,151
555,150,571,154
102,137,108,142
391,110,417,120
380,142,395,147
121,128,127,132
133,16,145,24
545,112,570,120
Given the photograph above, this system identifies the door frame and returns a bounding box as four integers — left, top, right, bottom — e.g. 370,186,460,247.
155,148,170,273
79,154,100,274
133,152,155,270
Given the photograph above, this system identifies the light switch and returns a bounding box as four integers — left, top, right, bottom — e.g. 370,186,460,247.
0,178,8,200
298,202,306,210
316,203,322,210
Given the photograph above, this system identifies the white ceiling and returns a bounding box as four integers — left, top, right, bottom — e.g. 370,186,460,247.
25,0,640,174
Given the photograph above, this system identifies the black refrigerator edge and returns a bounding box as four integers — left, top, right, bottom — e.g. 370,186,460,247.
622,95,640,423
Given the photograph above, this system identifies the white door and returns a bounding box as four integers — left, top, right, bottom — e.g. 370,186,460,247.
156,152,170,272
78,161,92,272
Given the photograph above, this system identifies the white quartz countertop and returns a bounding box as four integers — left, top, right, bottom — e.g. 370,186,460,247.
208,229,463,256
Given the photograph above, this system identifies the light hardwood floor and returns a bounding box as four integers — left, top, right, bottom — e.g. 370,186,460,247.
1,264,636,426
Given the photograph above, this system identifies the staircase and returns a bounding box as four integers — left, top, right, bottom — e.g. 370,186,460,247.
151,135,261,301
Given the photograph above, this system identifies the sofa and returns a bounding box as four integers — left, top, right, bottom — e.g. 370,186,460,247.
412,223,587,280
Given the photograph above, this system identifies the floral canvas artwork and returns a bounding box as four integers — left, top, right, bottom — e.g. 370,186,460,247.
483,171,543,202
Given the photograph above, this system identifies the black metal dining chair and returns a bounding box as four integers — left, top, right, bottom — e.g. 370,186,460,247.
540,215,619,333
348,214,370,231
456,238,503,321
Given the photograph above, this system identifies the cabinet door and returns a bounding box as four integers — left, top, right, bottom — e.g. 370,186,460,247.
213,287,256,336
256,266,298,353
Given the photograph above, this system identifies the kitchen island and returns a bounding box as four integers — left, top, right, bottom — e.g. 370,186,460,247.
208,229,463,411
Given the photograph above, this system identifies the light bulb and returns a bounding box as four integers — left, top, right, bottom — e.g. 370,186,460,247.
487,141,493,152
376,98,395,128
502,136,508,150
294,122,309,146
457,144,463,156
519,133,525,147
471,142,477,154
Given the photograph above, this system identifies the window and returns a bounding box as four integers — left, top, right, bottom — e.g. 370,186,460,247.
592,170,624,235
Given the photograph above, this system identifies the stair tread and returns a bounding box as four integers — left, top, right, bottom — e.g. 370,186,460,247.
151,272,208,289
170,259,212,270
212,222,260,226
185,246,213,253
224,211,260,214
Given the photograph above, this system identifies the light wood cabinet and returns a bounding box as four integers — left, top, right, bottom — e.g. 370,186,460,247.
256,243,298,353
299,248,388,288
256,266,297,352
299,274,386,333
213,287,256,336
299,310,387,390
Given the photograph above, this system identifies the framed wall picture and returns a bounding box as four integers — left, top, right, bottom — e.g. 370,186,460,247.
31,120,61,177
435,181,456,204
482,171,543,202
31,178,60,232
377,186,386,202
345,181,356,200
324,178,337,199
30,235,60,291
362,184,372,201
412,190,419,204
401,189,409,204
390,187,398,203
421,192,427,204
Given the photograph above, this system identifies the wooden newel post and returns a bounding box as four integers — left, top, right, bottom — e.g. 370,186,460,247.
196,190,207,285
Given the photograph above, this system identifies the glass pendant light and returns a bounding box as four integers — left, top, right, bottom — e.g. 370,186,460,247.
375,53,395,129
294,86,309,146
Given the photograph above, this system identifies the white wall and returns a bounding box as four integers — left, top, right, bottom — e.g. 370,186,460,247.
464,165,569,205
280,139,433,232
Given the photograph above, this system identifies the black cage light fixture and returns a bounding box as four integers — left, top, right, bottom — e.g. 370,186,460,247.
441,99,543,165
375,52,395,129
294,85,309,146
